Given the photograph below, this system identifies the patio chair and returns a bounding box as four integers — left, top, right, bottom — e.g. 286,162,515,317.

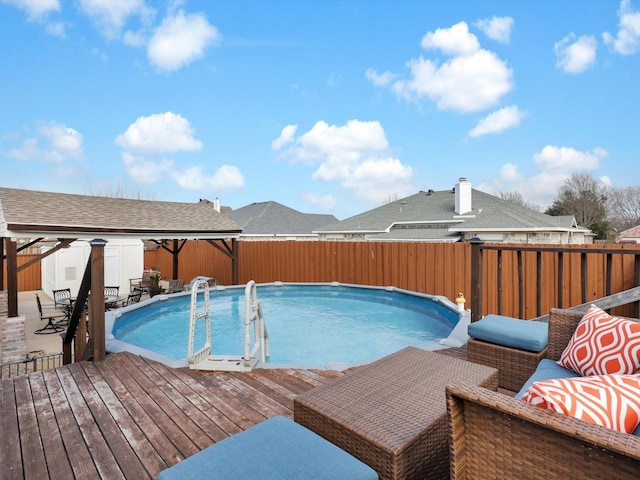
130,272,154,295
34,293,67,334
121,292,142,307
104,286,120,310
104,286,120,296
167,279,184,293
52,288,71,310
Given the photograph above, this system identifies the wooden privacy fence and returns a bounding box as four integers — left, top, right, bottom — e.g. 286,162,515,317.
3,254,40,292
145,240,640,320
11,241,639,320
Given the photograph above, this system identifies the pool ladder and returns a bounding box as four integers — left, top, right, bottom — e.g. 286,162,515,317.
187,279,270,372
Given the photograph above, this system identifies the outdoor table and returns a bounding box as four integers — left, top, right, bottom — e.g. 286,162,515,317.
294,347,498,480
104,295,125,309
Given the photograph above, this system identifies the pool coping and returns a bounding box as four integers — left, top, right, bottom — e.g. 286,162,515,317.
105,281,468,371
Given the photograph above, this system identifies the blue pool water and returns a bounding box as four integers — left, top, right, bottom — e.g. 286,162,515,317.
110,283,460,367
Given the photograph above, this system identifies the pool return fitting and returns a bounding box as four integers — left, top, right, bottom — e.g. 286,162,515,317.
187,279,270,372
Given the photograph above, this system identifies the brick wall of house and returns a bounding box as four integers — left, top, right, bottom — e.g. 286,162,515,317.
0,290,26,364
617,225,640,243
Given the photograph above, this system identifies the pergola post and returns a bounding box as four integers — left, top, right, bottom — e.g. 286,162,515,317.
5,238,18,317
90,239,107,362
172,239,179,280
232,238,239,285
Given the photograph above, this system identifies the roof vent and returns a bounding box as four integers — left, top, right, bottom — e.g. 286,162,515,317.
427,189,434,195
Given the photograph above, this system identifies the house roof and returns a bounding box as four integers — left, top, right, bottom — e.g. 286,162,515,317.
226,201,337,236
316,188,584,239
0,187,242,240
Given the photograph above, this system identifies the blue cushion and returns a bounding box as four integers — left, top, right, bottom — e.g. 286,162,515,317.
156,416,378,480
468,314,548,352
515,359,579,399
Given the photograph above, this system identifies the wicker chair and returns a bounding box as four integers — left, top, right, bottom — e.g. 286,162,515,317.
447,308,640,479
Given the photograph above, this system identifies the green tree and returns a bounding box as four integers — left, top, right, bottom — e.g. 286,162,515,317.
545,173,609,239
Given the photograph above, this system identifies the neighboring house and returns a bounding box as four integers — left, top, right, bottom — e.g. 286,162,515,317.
315,178,593,244
226,201,337,241
616,225,640,244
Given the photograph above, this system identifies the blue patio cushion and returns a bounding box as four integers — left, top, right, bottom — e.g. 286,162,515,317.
156,415,379,480
468,314,548,352
515,359,579,399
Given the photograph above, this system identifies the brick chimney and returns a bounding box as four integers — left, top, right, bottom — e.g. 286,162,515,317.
455,177,472,215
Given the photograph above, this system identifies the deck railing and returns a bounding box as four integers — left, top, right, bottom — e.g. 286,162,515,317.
0,352,63,379
469,241,640,321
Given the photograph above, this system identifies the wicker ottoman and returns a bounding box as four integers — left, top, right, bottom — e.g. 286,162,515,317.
294,347,498,480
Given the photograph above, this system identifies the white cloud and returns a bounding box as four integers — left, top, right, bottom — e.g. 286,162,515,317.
498,162,524,182
421,22,480,55
122,152,173,184
365,69,397,87
393,49,513,112
45,21,65,37
600,175,613,187
533,145,607,172
1,0,60,21
115,112,202,155
380,22,513,113
480,145,610,208
479,165,567,209
302,192,339,210
555,34,597,74
123,30,147,47
603,0,640,55
78,0,154,40
271,125,298,150
469,105,525,137
273,119,415,205
147,10,220,71
116,112,244,194
3,0,64,36
5,121,83,163
475,16,514,43
171,165,245,192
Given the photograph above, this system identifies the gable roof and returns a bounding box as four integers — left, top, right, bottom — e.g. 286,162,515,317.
0,187,242,240
316,188,584,239
226,201,337,236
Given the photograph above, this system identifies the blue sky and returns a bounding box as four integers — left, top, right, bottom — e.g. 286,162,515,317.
1,0,639,219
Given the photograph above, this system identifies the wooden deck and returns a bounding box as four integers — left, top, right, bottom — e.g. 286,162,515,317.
1,347,467,479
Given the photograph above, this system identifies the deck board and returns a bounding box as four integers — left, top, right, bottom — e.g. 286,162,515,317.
1,347,466,479
0,379,23,480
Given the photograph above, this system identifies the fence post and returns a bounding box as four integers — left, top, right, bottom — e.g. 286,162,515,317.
470,239,483,322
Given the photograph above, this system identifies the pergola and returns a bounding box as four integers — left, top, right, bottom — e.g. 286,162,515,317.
0,187,242,362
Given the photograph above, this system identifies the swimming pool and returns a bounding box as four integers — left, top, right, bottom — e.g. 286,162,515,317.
106,282,467,369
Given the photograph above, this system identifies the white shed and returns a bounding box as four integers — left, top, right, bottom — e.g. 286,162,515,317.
41,238,144,298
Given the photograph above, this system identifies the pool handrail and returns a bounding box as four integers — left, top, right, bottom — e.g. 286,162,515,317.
245,280,270,365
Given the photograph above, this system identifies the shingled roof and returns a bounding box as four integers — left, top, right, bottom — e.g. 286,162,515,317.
226,201,337,237
0,187,242,240
316,187,589,242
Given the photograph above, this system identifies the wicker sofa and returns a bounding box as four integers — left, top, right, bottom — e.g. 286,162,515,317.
446,308,640,479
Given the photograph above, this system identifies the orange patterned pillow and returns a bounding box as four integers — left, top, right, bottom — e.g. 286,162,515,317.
522,374,640,433
557,305,640,376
